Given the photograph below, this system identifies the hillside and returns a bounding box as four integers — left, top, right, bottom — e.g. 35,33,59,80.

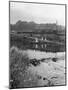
10,21,65,34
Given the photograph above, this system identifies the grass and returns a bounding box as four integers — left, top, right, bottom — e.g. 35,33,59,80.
10,46,39,89
9,46,65,88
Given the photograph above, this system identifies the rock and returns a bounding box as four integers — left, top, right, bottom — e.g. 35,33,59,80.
30,59,40,66
52,58,57,62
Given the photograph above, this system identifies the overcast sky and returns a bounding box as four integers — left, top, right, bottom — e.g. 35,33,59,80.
10,2,65,26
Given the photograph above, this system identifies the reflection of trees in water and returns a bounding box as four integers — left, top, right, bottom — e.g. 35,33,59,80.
10,34,65,52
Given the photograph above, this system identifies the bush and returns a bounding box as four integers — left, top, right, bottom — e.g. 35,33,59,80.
10,47,39,89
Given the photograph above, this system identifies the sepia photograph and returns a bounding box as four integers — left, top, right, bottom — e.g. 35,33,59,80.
9,1,66,89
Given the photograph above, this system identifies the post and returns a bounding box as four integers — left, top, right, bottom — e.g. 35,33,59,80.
35,44,38,48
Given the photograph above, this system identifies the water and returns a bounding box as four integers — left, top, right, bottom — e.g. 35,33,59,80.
22,49,65,59
22,49,65,86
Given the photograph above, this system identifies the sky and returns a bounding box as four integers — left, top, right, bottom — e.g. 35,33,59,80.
10,2,65,26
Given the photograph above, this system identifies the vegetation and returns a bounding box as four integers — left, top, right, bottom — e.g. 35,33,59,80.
10,47,39,89
9,21,66,88
10,46,65,88
10,21,66,52
10,20,65,33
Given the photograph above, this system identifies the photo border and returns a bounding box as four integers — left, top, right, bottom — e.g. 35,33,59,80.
9,1,67,89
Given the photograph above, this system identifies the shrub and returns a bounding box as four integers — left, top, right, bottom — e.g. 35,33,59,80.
10,47,39,89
